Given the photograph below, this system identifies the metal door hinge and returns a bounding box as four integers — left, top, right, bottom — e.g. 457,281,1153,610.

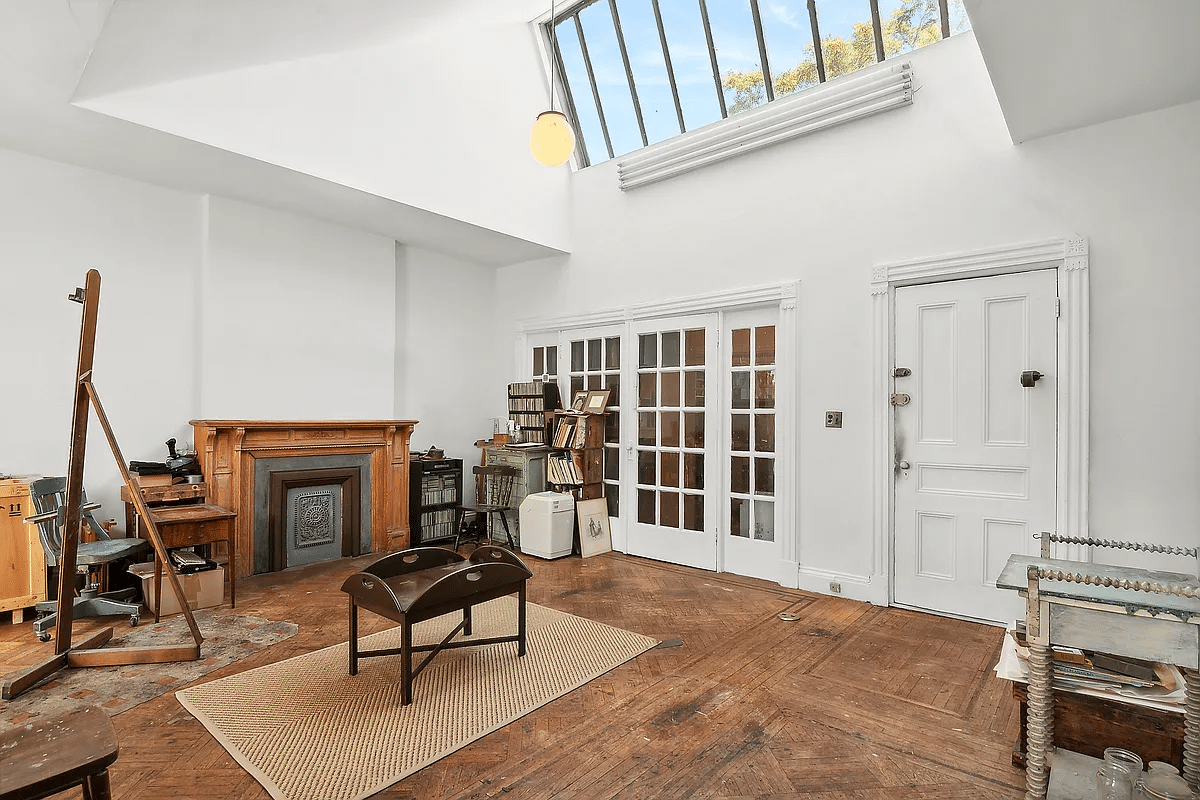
1055,298,1061,318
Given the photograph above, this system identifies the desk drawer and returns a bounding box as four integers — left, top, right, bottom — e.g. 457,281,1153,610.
159,519,233,549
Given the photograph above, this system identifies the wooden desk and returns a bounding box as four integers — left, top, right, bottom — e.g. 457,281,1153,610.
145,504,237,621
120,481,208,537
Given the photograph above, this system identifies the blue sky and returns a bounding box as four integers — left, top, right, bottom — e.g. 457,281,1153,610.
553,0,964,164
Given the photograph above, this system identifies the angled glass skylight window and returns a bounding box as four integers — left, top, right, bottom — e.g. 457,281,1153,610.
544,0,971,169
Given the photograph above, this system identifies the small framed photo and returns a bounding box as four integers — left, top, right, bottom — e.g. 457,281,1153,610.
583,388,611,413
571,391,587,412
576,498,611,557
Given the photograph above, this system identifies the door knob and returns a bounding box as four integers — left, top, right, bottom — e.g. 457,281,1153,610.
1020,370,1044,388
898,460,911,470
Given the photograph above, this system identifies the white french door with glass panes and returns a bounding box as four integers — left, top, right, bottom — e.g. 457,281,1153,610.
723,308,780,581
625,314,718,570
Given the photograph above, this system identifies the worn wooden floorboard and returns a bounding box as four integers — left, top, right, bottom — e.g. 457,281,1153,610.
0,550,1024,799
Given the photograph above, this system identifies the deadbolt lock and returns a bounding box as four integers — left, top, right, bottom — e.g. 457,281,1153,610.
890,393,911,406
1020,370,1044,388
893,367,911,377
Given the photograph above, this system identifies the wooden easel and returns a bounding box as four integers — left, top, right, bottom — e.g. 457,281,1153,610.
2,270,203,700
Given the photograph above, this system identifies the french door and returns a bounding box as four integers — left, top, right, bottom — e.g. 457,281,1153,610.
722,308,780,581
624,314,718,570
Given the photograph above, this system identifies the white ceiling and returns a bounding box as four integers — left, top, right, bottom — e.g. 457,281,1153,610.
964,0,1200,144
0,0,1195,264
0,0,559,267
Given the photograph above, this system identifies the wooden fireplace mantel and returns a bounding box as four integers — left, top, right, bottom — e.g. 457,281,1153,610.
190,419,418,580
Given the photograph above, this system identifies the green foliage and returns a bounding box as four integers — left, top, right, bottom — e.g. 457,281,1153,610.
721,0,966,116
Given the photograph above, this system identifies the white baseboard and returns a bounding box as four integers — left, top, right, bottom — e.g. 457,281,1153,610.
796,567,888,605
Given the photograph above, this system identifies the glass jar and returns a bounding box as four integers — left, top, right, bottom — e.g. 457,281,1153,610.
1134,761,1197,800
1097,749,1144,800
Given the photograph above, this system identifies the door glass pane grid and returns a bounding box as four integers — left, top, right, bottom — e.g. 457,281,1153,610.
729,326,775,541
569,334,622,517
637,329,706,532
532,345,559,380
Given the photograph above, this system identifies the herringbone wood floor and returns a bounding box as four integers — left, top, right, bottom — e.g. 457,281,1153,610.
1,550,1025,799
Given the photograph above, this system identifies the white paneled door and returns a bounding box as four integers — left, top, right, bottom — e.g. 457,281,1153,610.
625,314,718,570
893,270,1057,623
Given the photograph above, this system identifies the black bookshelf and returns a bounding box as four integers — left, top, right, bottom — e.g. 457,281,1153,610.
409,457,463,544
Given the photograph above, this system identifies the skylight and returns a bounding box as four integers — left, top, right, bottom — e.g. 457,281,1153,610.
547,0,971,168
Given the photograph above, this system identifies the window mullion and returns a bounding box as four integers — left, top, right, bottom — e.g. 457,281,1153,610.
806,0,826,83
869,0,885,62
697,0,728,119
650,0,687,135
607,0,648,148
574,13,615,160
938,0,951,38
749,0,774,103
550,19,590,167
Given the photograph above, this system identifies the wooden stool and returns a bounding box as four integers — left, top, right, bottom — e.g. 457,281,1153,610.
0,705,119,800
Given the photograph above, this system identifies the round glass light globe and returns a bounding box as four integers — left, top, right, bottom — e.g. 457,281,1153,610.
529,111,575,167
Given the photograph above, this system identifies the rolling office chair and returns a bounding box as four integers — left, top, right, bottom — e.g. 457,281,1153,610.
453,465,518,551
27,476,149,641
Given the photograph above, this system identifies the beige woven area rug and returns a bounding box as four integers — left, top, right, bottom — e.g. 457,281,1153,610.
176,597,657,800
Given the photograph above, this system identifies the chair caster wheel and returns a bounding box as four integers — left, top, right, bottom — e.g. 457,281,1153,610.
37,633,51,642
129,615,139,628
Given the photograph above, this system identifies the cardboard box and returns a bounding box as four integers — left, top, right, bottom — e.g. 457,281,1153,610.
127,562,224,616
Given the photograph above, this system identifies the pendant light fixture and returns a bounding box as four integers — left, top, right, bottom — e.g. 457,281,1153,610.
529,0,575,167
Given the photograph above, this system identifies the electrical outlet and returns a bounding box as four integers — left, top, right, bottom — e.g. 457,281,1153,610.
829,581,842,594
825,411,843,428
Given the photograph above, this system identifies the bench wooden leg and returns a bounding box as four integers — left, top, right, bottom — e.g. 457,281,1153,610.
348,598,359,676
401,619,413,706
83,770,112,800
518,584,527,657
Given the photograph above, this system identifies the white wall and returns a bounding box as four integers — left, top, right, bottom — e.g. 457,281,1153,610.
397,244,505,499
496,32,1200,590
0,150,402,518
78,0,571,253
199,196,396,419
0,148,202,519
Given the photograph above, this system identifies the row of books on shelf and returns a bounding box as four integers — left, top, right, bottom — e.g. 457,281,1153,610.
547,452,583,485
508,397,548,412
517,428,546,444
508,380,545,397
552,414,597,449
419,508,458,541
419,473,457,506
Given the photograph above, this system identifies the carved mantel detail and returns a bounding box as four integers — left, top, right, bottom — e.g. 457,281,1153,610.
190,419,418,579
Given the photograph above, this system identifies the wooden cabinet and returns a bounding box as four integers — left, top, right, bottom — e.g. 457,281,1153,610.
409,457,463,544
482,446,546,544
1,478,47,622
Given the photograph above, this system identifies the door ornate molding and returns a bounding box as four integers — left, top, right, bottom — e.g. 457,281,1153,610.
869,236,1090,607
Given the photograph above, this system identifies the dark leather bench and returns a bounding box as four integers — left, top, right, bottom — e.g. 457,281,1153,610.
340,545,533,705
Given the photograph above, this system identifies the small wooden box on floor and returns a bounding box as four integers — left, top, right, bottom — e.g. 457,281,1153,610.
0,477,47,623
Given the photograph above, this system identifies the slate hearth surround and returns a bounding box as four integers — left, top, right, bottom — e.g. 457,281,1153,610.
191,420,417,579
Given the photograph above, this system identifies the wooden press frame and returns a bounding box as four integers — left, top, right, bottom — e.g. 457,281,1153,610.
2,270,203,700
